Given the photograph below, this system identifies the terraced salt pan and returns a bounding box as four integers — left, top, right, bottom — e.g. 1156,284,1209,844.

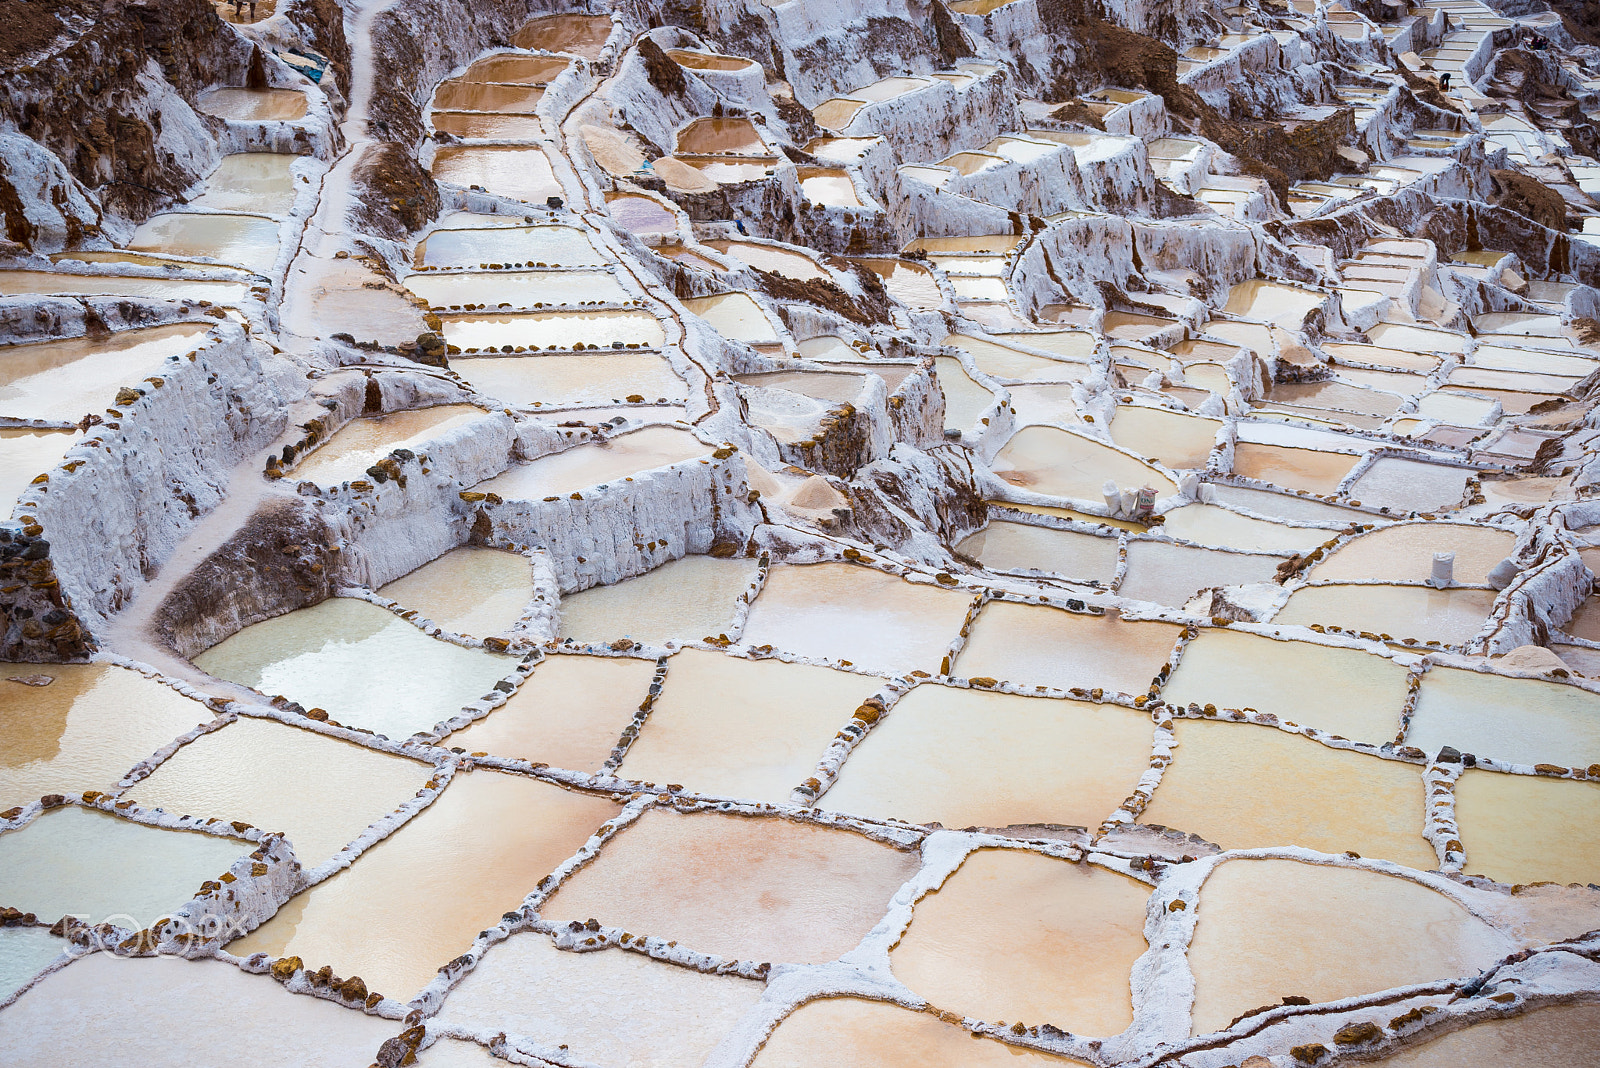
445,655,655,773
405,269,628,308
740,562,972,674
1348,459,1470,513
0,429,76,511
195,87,307,120
0,272,248,304
992,426,1177,500
377,547,533,637
289,405,490,484
1163,629,1408,743
1270,379,1404,417
1008,383,1085,427
460,53,571,83
452,351,686,408
432,81,545,113
619,649,880,802
1141,721,1436,867
1376,1004,1600,1067
1206,483,1376,524
511,13,614,57
231,769,618,997
432,112,545,140
541,808,920,964
1109,405,1221,469
0,806,247,927
605,193,678,235
1367,323,1468,355
891,849,1150,1036
126,213,280,274
193,598,516,738
129,715,432,868
1231,442,1360,494
0,927,63,1000
435,931,763,1068
857,259,943,310
945,334,1088,381
413,224,604,268
676,117,768,155
188,152,300,214
440,309,667,350
1189,858,1511,1034
0,954,398,1067
1275,584,1497,645
706,240,828,281
682,293,779,345
431,146,562,203
1223,279,1326,326
752,996,1089,1066
1406,667,1600,769
556,554,757,644
797,167,863,206
954,521,1119,581
953,600,1181,695
474,426,710,500
1453,771,1600,887
933,356,994,429
0,662,216,810
822,684,1154,829
1117,541,1286,607
1158,504,1331,554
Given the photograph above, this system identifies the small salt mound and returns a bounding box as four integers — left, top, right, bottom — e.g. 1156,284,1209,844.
651,155,719,194
1494,645,1573,675
788,474,845,511
580,124,645,176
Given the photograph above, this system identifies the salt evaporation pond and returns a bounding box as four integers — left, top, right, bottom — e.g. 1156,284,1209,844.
955,521,1119,581
130,715,432,868
437,929,762,1067
452,351,685,408
1406,667,1600,769
192,597,516,738
892,849,1150,1036
618,649,879,802
556,554,757,643
0,928,63,1002
1453,771,1600,886
955,600,1180,695
991,425,1177,500
0,662,212,818
822,684,1153,828
0,806,247,927
414,224,604,268
444,654,656,773
188,152,300,214
1186,859,1512,1034
441,309,666,350
0,323,209,423
232,769,619,997
1275,583,1497,645
1163,629,1408,742
378,547,533,637
753,996,1087,1066
473,426,710,499
739,562,972,673
542,808,920,964
1141,721,1437,867
289,405,490,484
0,954,399,1066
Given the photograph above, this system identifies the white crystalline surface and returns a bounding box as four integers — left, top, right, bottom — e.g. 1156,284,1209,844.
4,0,1600,1065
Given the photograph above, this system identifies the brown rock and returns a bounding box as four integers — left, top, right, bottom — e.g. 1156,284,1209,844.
1334,1021,1383,1045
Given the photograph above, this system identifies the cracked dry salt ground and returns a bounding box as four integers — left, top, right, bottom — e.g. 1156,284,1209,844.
6,0,1600,1064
